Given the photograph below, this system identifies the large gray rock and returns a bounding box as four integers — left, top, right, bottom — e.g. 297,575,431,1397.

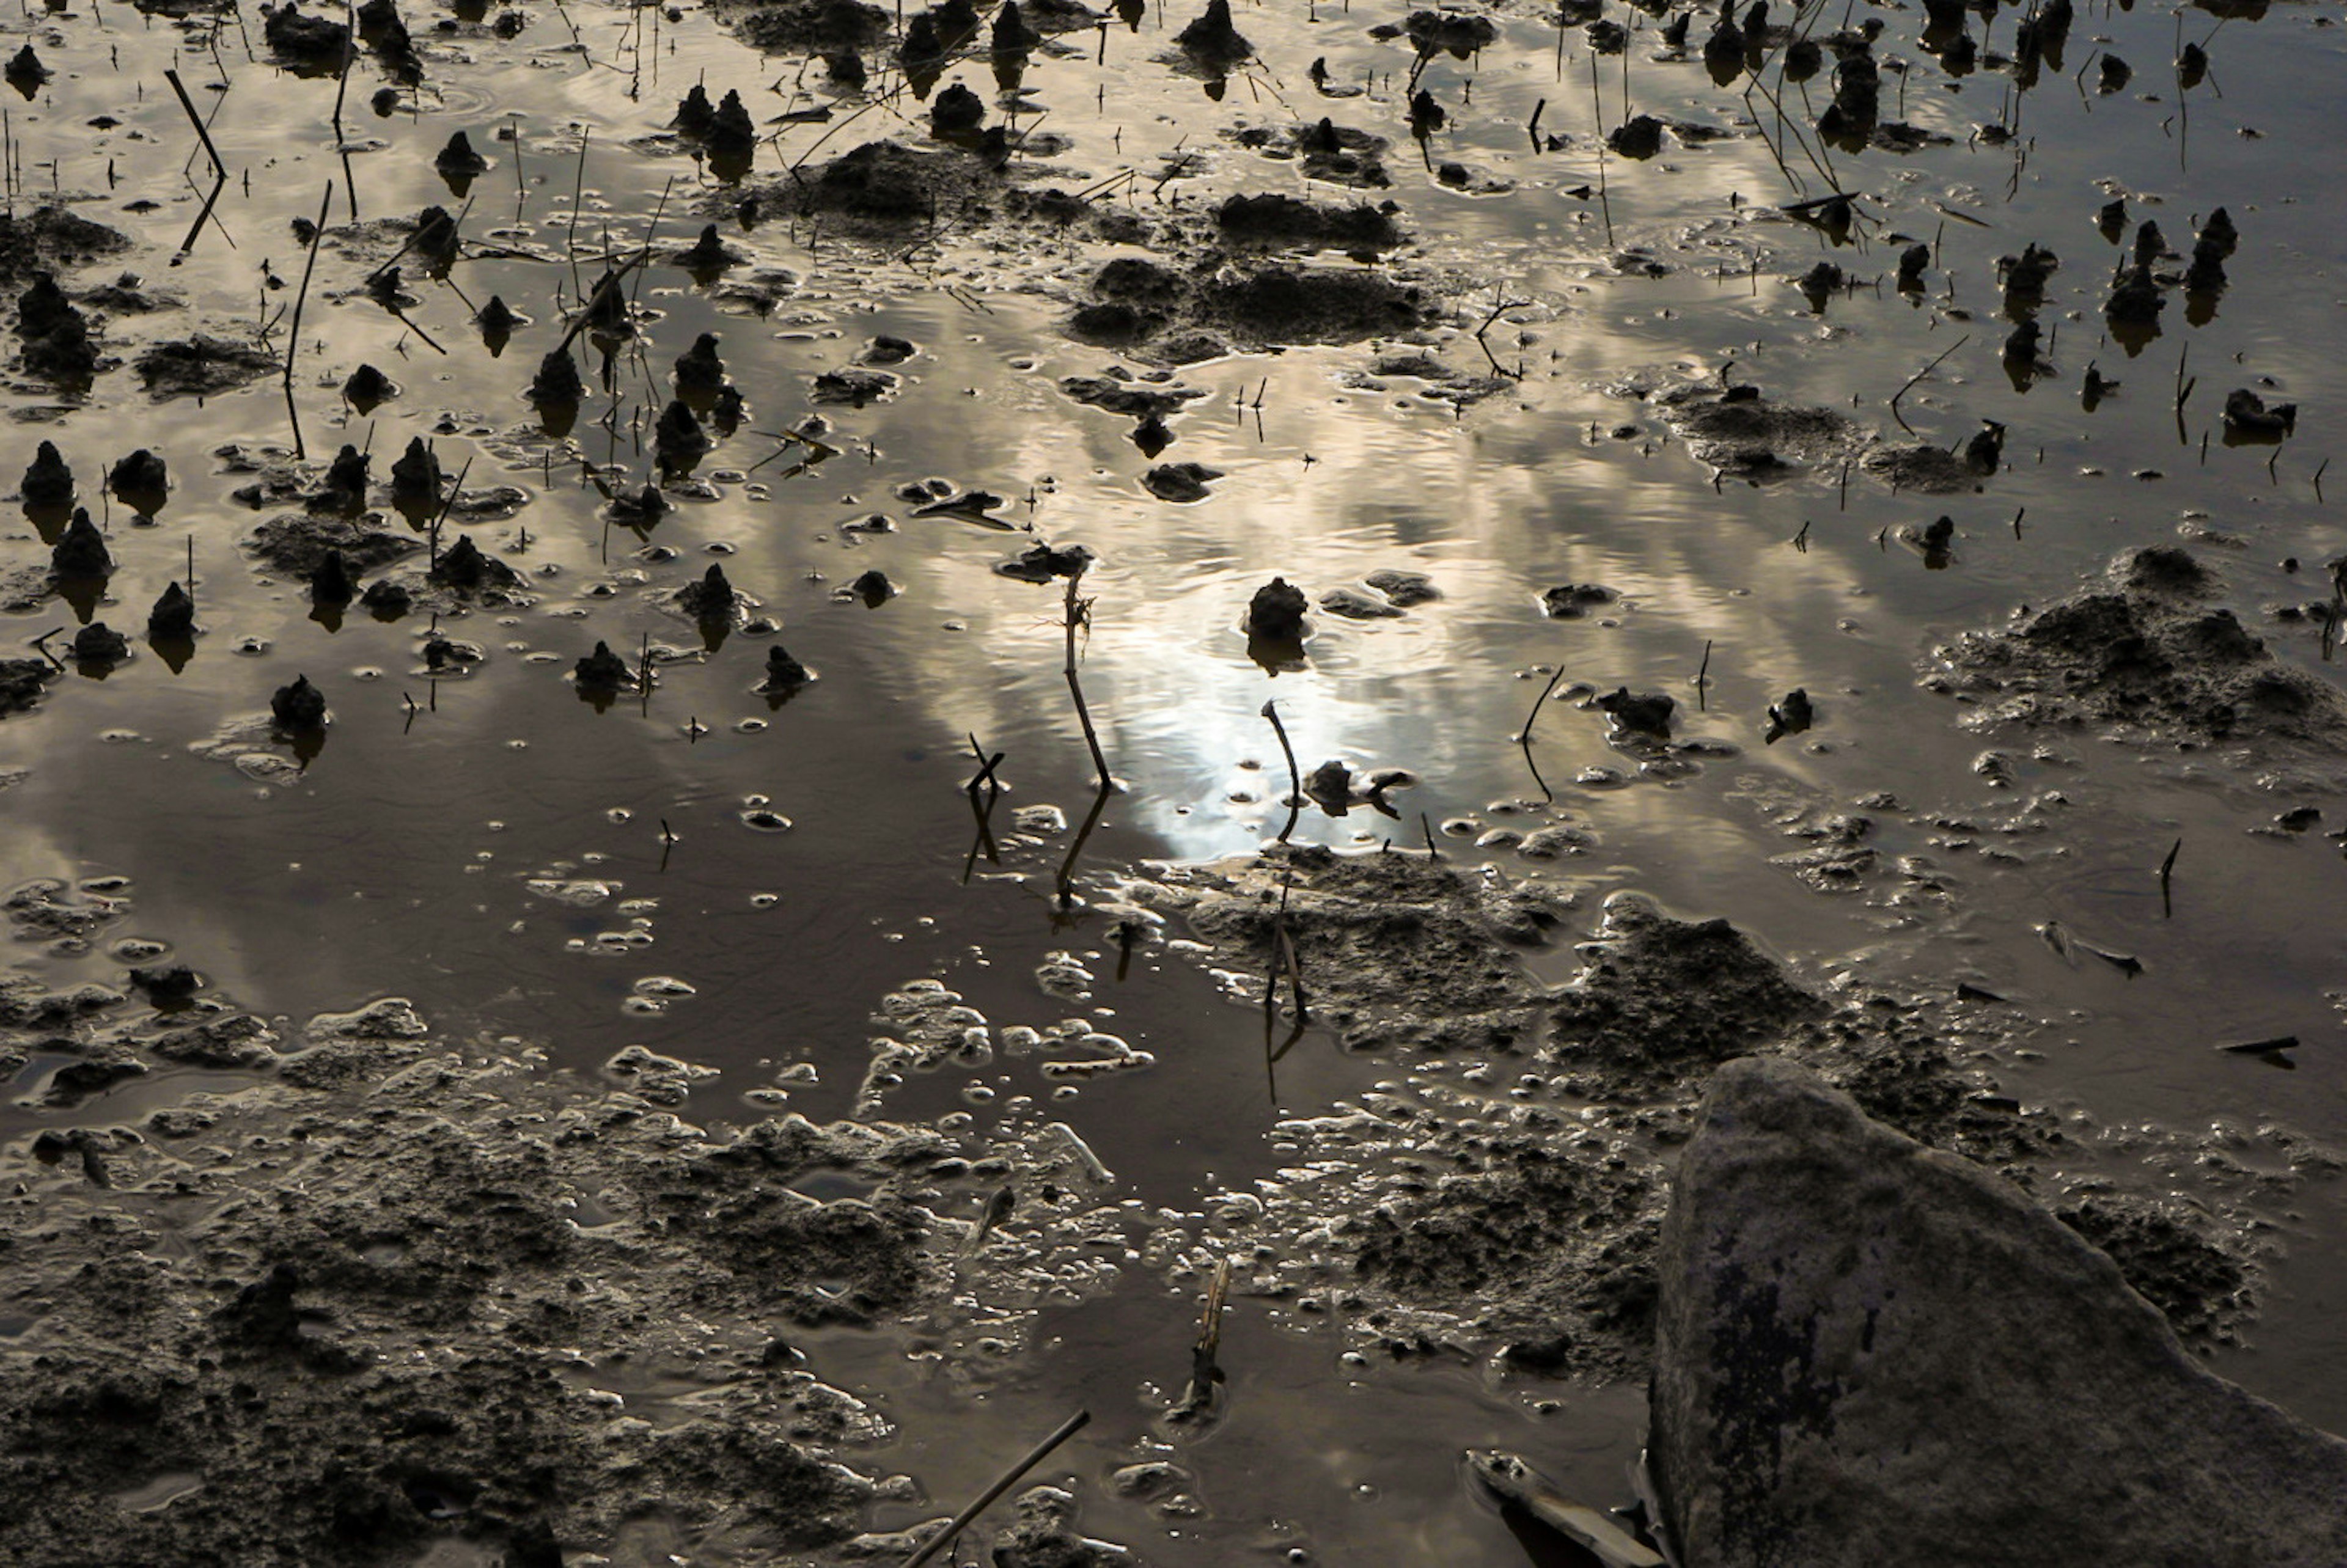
1652,1057,2347,1568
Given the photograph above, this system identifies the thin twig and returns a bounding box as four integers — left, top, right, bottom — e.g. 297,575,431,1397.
900,1410,1092,1568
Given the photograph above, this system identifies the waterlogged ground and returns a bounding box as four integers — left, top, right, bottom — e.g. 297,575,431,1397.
3,0,2347,1557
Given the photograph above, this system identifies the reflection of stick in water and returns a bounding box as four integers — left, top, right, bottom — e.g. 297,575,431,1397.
1261,698,1301,843
1515,662,1568,802
1052,782,1114,914
1063,567,1115,791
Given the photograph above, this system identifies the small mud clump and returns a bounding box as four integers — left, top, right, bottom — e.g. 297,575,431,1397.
1244,576,1309,640
270,674,328,729
573,639,633,691
17,271,97,383
1926,547,2347,750
50,508,111,576
527,347,585,406
678,562,738,619
20,439,74,506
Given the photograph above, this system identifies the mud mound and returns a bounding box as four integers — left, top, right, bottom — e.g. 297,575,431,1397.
1543,895,1828,1096
1230,118,1392,188
1070,255,1434,354
1653,384,1868,478
246,513,424,577
1925,547,2347,749
0,207,130,284
1863,440,1980,493
134,334,281,399
725,0,892,51
755,139,994,229
1214,192,1403,251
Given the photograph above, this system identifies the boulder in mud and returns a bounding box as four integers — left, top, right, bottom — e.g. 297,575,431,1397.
1651,1057,2347,1568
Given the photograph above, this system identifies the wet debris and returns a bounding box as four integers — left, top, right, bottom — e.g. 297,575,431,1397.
678,563,738,620
839,567,898,606
388,436,443,508
1926,547,2347,749
674,222,744,274
0,206,130,285
1057,373,1207,420
810,366,897,406
1233,116,1391,188
262,0,354,67
654,398,712,472
1861,441,1980,494
674,331,728,392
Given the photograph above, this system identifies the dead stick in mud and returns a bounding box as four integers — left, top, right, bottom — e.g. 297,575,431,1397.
1174,1257,1234,1417
1888,334,1969,433
425,455,474,570
1420,811,1441,860
551,255,647,358
163,69,227,182
900,1410,1093,1568
1261,698,1302,843
965,733,1005,795
2159,837,2181,917
1062,568,1115,792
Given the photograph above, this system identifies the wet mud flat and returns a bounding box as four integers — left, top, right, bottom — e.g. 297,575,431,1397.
1,0,2346,1552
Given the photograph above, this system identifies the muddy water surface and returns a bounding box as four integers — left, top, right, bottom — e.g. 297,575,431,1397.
4,0,2347,1557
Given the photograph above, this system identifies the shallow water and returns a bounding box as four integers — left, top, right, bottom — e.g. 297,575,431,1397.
4,0,2346,1555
